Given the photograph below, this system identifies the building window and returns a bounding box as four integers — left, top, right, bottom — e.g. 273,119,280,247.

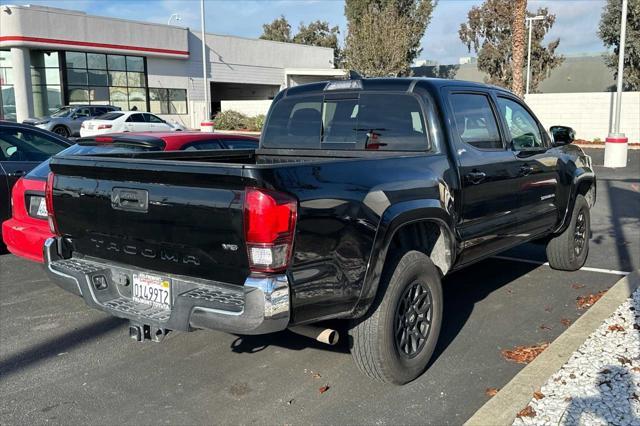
31,51,63,117
64,51,147,110
0,50,15,121
149,88,188,114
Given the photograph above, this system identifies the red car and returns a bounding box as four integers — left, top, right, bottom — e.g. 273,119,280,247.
1,132,258,262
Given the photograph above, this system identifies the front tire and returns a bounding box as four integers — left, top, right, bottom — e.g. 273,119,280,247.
349,251,443,385
546,194,590,271
52,126,70,138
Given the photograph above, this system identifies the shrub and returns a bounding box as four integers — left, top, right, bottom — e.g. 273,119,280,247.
213,110,248,130
212,110,265,132
247,115,265,131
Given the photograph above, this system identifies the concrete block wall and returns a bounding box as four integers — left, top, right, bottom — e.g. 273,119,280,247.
525,92,640,143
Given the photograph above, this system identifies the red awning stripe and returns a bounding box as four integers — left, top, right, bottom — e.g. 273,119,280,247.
0,36,189,56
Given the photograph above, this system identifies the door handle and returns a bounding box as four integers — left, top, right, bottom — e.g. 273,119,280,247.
7,170,26,178
519,165,534,176
465,170,487,185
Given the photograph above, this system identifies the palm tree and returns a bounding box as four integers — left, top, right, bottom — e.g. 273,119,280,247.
511,0,527,97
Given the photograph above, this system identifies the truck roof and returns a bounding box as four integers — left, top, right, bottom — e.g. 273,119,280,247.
283,77,514,98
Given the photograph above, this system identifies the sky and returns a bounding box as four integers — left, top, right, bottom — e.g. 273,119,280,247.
3,0,609,65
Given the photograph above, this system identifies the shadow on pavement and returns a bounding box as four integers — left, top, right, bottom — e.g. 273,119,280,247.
0,316,125,378
431,258,539,363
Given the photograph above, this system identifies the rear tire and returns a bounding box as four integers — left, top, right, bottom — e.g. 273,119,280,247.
546,194,590,271
349,250,443,385
52,126,70,138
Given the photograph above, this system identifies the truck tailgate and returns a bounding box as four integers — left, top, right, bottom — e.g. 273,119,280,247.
50,156,252,284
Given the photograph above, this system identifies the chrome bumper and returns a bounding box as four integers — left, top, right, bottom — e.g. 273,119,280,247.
43,238,290,335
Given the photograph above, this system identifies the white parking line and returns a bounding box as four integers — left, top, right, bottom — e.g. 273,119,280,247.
492,255,631,276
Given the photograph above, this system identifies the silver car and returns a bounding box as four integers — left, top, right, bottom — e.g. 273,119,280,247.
23,105,120,138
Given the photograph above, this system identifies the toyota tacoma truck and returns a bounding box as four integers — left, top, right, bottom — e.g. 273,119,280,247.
43,78,595,384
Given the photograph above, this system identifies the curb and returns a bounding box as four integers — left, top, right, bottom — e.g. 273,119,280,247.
465,270,640,426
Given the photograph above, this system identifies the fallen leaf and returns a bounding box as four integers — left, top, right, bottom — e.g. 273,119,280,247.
571,283,586,289
617,356,632,366
564,397,573,402
312,372,322,379
501,343,550,364
608,324,625,332
485,387,499,397
601,368,611,374
569,373,576,379
631,367,640,373
533,391,545,400
319,385,330,394
539,324,552,330
560,318,572,327
576,291,607,309
516,405,537,418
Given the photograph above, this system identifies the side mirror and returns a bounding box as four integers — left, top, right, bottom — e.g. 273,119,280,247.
550,126,575,146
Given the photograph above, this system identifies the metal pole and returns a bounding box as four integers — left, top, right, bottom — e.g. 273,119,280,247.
613,0,628,134
200,0,210,123
526,19,533,95
604,0,629,168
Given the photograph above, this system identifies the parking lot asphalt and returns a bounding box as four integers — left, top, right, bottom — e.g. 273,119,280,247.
0,148,638,425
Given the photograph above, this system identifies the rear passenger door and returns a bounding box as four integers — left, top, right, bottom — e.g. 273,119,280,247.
495,95,559,236
444,89,523,263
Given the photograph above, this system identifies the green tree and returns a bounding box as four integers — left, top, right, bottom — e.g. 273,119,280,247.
598,0,640,90
293,20,343,66
260,15,291,43
459,0,563,94
345,0,436,66
344,4,414,76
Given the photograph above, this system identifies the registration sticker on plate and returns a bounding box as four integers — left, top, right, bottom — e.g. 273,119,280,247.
132,273,171,310
36,197,48,217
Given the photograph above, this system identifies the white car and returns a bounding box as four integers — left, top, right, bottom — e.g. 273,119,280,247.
79,111,183,137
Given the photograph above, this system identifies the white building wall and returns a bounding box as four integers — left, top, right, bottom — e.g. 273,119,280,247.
220,100,272,117
525,92,640,143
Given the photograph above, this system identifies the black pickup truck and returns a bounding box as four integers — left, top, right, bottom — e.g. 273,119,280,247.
44,78,595,384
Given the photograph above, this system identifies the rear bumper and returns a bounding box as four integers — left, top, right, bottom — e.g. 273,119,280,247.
2,218,51,263
43,238,290,335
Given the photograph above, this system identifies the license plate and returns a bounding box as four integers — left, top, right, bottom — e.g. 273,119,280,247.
36,197,48,217
132,273,171,310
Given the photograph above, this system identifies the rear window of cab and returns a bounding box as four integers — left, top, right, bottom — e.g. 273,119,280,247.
262,93,429,151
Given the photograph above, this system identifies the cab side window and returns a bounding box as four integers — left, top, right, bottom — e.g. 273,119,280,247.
449,93,503,150
496,97,544,150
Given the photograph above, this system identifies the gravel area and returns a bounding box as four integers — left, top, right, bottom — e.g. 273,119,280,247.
513,288,640,426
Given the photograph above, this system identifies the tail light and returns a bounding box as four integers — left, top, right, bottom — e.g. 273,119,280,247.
244,187,297,273
45,172,59,235
97,124,112,130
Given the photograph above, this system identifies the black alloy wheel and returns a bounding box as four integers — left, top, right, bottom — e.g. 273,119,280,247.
395,281,433,359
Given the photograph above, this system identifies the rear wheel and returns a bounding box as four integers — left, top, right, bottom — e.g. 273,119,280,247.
52,126,70,138
546,194,590,271
349,251,443,384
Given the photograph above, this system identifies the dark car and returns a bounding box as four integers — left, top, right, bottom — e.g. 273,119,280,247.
23,105,121,138
43,78,595,384
0,121,71,249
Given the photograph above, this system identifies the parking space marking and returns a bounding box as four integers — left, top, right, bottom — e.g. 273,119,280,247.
492,256,631,276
